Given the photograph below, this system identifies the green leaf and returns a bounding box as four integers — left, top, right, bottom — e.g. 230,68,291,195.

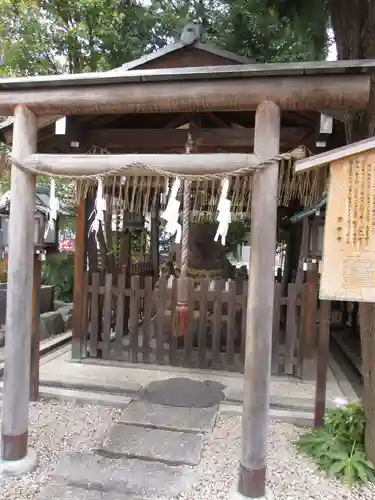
352,459,369,484
326,453,349,462
345,460,355,488
328,460,347,476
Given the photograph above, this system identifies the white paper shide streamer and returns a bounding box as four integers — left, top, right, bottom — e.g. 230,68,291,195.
44,178,60,239
215,177,231,246
161,177,182,243
89,177,107,241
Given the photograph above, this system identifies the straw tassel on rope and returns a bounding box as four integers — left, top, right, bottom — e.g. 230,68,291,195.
173,132,193,337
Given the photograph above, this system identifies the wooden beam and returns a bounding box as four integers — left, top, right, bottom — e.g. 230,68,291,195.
1,105,37,463
20,152,260,177
86,127,308,151
238,101,280,499
0,74,369,116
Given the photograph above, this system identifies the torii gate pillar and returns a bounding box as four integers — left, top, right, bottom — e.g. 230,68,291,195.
0,105,38,475
234,101,280,499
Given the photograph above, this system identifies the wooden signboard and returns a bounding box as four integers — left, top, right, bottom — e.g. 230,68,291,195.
321,151,375,302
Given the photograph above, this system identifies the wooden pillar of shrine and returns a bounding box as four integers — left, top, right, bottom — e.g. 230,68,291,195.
29,254,42,402
301,221,320,380
72,195,88,359
0,105,37,471
236,101,280,500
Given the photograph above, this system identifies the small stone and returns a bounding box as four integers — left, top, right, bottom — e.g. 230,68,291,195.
39,311,65,340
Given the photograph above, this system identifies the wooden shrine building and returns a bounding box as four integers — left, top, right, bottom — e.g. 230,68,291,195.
0,24,374,499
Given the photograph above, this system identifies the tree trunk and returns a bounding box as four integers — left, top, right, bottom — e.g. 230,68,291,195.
187,222,233,278
330,0,375,463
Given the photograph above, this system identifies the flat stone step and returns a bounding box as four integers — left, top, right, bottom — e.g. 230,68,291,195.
102,423,203,466
118,400,218,433
38,386,133,409
52,452,197,497
36,483,145,500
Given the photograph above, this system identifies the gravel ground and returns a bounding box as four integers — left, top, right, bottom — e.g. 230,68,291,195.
1,399,374,500
0,397,121,500
180,414,375,500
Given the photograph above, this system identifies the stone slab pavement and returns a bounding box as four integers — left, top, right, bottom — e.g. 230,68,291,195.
35,483,158,500
102,423,203,465
36,397,218,500
46,451,197,498
118,400,218,433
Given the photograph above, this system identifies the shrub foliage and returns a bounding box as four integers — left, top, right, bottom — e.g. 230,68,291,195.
297,401,375,487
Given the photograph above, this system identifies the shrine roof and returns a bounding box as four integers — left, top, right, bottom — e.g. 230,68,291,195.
295,136,375,172
0,59,374,91
0,185,73,216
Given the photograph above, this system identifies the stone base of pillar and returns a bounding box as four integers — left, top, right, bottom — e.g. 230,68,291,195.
230,488,274,500
0,448,37,476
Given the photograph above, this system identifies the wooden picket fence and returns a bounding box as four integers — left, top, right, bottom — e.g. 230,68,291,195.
83,272,306,375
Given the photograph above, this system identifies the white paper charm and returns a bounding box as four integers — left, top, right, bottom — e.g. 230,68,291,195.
89,178,107,241
44,178,60,239
161,178,181,240
215,178,231,246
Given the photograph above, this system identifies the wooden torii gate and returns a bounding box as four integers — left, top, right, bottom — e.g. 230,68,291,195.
0,102,278,500
0,61,371,499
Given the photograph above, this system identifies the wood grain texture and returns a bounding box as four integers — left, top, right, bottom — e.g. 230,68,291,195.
285,283,300,375
1,105,37,461
198,280,209,368
226,280,236,367
0,74,368,116
81,272,89,355
239,101,280,498
115,273,126,354
240,283,248,365
89,273,100,358
142,276,153,363
21,152,259,177
271,283,283,374
314,300,331,428
30,257,41,402
101,273,113,358
156,277,166,364
212,280,224,370
169,277,178,365
72,197,87,359
321,155,375,302
130,276,140,363
184,279,195,367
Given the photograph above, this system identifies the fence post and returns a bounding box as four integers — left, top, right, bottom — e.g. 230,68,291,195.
314,300,331,427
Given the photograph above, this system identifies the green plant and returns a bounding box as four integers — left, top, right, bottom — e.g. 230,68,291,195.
325,402,366,446
224,219,249,255
297,402,375,487
42,252,74,302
